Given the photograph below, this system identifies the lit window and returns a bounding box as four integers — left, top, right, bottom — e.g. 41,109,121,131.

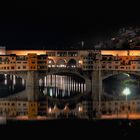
78,60,83,64
78,106,83,112
48,60,52,64
48,108,52,113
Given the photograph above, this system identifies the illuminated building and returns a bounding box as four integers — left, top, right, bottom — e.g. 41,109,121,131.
1,47,140,119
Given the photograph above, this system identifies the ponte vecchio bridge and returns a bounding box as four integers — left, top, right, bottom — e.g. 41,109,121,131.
1,48,140,118
0,48,140,101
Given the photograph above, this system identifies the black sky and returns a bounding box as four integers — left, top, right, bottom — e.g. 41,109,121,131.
0,2,140,49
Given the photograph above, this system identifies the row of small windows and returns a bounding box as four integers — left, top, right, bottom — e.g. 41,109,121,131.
38,66,47,69
47,52,78,57
83,57,94,60
102,61,120,64
17,112,28,115
30,103,36,107
16,61,27,64
131,61,140,64
38,61,46,64
0,103,27,106
83,66,93,69
0,66,15,70
0,103,15,106
0,66,46,70
120,57,140,60
101,101,140,106
0,61,28,64
0,66,29,70
17,66,27,69
83,61,93,64
101,66,139,69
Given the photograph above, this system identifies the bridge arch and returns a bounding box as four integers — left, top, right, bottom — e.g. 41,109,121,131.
48,59,56,67
102,70,140,99
56,59,67,67
67,59,77,68
102,70,140,80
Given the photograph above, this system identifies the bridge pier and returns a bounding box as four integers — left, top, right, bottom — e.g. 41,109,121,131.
85,78,91,94
26,71,40,101
91,70,102,101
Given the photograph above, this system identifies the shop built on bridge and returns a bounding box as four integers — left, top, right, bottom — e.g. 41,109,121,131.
0,47,140,119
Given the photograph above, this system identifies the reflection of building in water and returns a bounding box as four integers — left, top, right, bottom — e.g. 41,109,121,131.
0,75,26,97
0,100,140,119
2,48,140,119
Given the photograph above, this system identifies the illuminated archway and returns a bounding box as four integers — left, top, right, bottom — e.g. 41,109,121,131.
56,59,66,68
67,59,77,68
48,59,55,67
103,72,140,100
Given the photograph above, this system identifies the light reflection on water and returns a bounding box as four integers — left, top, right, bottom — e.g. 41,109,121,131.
0,74,86,99
0,74,25,98
40,74,86,99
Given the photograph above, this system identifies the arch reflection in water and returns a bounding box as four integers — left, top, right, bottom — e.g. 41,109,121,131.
41,74,86,99
0,74,26,98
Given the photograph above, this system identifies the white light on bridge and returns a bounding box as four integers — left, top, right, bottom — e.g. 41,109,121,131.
122,87,131,101
4,79,7,85
124,73,130,77
78,60,83,64
111,37,115,41
39,79,43,86
59,64,66,67
13,75,16,85
123,87,131,96
4,74,7,79
48,60,52,64
44,76,47,86
49,88,53,97
48,108,52,113
71,65,76,68
22,79,25,86
78,106,83,112
10,75,12,80
43,88,47,95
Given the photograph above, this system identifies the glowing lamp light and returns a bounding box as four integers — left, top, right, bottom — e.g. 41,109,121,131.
78,106,83,112
122,87,131,119
123,87,131,96
78,60,83,64
48,108,52,113
111,38,115,41
48,60,52,64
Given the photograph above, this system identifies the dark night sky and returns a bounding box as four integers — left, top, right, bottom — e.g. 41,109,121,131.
0,2,140,49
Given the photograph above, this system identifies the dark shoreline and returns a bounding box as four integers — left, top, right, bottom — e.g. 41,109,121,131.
0,119,139,137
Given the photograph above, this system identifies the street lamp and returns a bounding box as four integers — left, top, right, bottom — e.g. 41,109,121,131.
122,87,131,119
123,87,131,101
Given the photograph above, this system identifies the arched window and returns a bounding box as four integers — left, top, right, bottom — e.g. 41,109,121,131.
48,59,55,67
56,59,66,67
67,59,77,68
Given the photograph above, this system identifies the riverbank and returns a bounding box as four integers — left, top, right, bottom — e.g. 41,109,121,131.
0,118,139,137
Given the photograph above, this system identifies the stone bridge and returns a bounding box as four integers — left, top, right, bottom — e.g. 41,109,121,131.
0,68,91,102
0,68,140,103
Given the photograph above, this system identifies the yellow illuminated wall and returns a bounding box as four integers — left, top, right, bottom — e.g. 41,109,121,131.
7,50,47,55
101,50,140,56
28,102,38,119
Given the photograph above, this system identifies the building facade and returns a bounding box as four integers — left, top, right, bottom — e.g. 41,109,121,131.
1,47,140,118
